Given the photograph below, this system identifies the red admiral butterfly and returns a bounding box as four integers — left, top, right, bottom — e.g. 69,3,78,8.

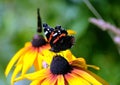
43,23,75,52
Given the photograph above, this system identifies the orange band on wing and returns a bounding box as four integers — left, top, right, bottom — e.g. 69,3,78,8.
48,32,54,42
53,33,66,44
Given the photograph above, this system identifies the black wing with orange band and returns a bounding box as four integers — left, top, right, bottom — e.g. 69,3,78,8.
43,23,75,52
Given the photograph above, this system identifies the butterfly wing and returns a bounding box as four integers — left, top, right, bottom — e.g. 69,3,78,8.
43,23,54,42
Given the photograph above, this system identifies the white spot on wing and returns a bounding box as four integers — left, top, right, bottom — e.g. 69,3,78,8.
44,31,48,35
53,32,58,37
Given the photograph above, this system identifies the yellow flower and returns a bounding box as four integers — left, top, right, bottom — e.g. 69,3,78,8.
5,34,50,84
15,55,109,85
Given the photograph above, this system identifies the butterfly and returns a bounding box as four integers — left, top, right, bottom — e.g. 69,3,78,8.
43,23,75,52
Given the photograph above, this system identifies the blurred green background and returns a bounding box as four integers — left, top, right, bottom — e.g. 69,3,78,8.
0,0,120,85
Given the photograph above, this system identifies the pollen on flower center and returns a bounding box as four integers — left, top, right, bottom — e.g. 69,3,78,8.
32,34,47,47
50,55,72,75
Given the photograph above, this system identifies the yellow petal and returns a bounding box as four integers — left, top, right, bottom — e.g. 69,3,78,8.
15,69,50,81
27,69,50,80
72,74,91,85
63,50,76,61
41,75,57,85
72,68,103,85
67,30,76,35
41,44,51,50
86,70,109,85
5,47,29,76
33,54,43,70
71,72,91,85
21,48,38,75
24,42,32,47
30,80,40,85
58,50,76,62
41,50,55,65
87,65,100,70
65,73,90,85
71,58,100,70
71,58,87,69
57,75,65,85
15,53,25,66
11,64,22,85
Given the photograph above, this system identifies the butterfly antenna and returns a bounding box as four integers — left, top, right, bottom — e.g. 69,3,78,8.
37,8,42,33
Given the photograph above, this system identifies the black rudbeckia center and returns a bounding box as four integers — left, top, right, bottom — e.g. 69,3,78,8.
50,55,72,75
32,34,47,47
